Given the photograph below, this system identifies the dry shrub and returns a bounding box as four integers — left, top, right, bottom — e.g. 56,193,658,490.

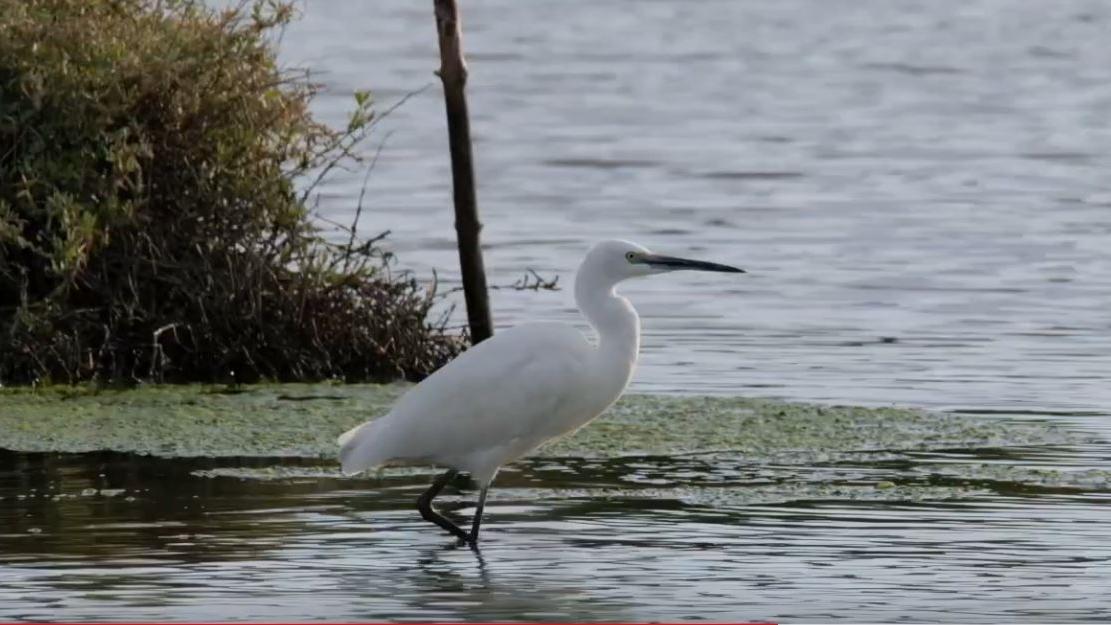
0,0,462,384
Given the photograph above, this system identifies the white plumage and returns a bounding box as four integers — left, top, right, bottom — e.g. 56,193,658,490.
338,322,624,485
337,239,743,542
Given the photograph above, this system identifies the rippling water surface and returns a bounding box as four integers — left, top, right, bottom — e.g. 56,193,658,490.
287,0,1111,411
2,445,1110,622
2,0,1110,621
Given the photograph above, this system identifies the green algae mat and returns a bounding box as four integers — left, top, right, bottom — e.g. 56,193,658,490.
0,383,1075,461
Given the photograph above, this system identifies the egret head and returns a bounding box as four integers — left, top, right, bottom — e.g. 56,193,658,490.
583,239,745,284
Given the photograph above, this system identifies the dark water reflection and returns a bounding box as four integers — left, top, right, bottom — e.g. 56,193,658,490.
2,445,1109,622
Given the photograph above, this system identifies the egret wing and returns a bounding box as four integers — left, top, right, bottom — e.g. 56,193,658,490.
382,323,594,462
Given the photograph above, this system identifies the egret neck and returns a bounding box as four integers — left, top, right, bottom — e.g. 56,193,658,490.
574,254,640,397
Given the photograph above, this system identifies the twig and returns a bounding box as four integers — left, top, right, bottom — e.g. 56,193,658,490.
440,269,560,295
344,131,394,272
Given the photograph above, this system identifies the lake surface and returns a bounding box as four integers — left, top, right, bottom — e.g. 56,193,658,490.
2,0,1110,621
289,0,1111,413
2,441,1110,623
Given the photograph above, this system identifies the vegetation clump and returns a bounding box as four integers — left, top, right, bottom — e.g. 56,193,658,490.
0,0,461,385
0,383,1078,460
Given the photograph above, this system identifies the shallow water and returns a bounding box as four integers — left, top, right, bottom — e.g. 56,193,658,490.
1,400,1108,622
2,440,1110,622
3,0,1111,621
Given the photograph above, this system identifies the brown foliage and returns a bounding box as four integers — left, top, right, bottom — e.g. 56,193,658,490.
0,0,462,384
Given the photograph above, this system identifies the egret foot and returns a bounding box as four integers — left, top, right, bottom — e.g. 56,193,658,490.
417,469,488,544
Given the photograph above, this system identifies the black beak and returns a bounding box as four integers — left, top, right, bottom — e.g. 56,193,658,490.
642,254,746,273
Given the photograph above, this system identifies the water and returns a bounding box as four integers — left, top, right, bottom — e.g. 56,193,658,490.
2,0,1110,621
289,0,1111,411
2,447,1110,622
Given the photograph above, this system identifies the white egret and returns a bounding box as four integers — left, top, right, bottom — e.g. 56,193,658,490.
338,239,744,543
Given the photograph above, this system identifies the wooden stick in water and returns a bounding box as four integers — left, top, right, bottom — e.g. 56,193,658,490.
433,0,494,343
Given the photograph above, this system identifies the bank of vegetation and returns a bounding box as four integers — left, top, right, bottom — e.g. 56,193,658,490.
0,0,462,386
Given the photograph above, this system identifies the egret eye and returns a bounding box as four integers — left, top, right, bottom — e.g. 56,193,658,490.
625,252,636,262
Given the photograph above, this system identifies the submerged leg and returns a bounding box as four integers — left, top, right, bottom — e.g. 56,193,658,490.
416,469,469,542
468,485,490,543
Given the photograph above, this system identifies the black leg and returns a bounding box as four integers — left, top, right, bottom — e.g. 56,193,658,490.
416,469,469,542
468,485,489,543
